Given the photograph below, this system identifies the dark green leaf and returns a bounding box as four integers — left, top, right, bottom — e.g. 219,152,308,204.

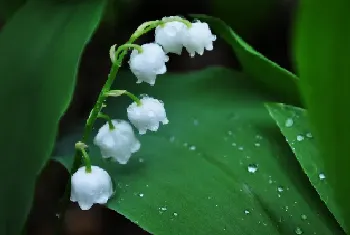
55,68,342,235
209,0,279,40
0,0,25,21
266,103,346,231
191,15,301,107
294,1,350,230
0,0,106,234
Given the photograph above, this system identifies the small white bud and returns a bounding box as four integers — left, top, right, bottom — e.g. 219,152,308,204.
155,16,187,55
93,120,140,164
183,21,216,57
127,97,169,135
70,166,113,210
129,43,169,86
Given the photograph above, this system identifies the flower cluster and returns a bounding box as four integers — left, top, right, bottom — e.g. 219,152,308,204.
69,16,216,210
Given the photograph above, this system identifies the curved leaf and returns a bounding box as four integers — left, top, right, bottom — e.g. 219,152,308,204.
294,0,350,230
55,68,343,235
0,0,106,234
265,103,345,231
191,15,301,107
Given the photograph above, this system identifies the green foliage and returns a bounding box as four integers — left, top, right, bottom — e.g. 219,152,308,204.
55,68,343,235
294,0,350,230
0,0,106,233
209,0,279,40
266,103,345,231
192,15,301,107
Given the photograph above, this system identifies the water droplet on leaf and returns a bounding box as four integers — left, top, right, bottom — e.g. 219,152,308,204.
297,135,304,141
285,118,294,127
247,164,258,173
295,227,303,234
319,173,326,180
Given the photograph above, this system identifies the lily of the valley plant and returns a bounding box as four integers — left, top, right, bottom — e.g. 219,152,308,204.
70,16,216,210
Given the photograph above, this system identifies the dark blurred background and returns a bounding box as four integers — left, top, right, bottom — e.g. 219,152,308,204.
0,0,297,234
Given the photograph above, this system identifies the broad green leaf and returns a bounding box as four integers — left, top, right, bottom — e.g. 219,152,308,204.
294,1,350,230
0,0,106,234
266,103,345,231
55,68,343,235
210,0,278,40
191,15,301,107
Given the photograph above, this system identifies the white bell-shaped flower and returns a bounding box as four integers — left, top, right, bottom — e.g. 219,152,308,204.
155,17,187,55
129,43,169,86
127,97,169,135
70,166,113,210
93,120,140,164
183,21,216,57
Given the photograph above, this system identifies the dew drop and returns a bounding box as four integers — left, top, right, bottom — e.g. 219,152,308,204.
301,214,307,220
161,207,167,211
139,93,148,98
238,146,244,151
247,164,258,173
193,119,199,126
139,193,144,197
173,212,178,216
277,186,284,192
232,142,237,146
228,130,233,136
254,143,261,147
169,136,175,142
138,158,144,163
319,173,326,180
189,146,196,151
295,227,303,234
183,143,188,147
285,118,294,127
297,135,304,141
306,133,312,138
244,210,250,214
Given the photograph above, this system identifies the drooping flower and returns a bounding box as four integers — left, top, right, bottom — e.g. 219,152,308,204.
70,166,113,210
182,21,216,57
93,120,140,164
127,97,168,135
155,16,187,54
129,43,169,86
